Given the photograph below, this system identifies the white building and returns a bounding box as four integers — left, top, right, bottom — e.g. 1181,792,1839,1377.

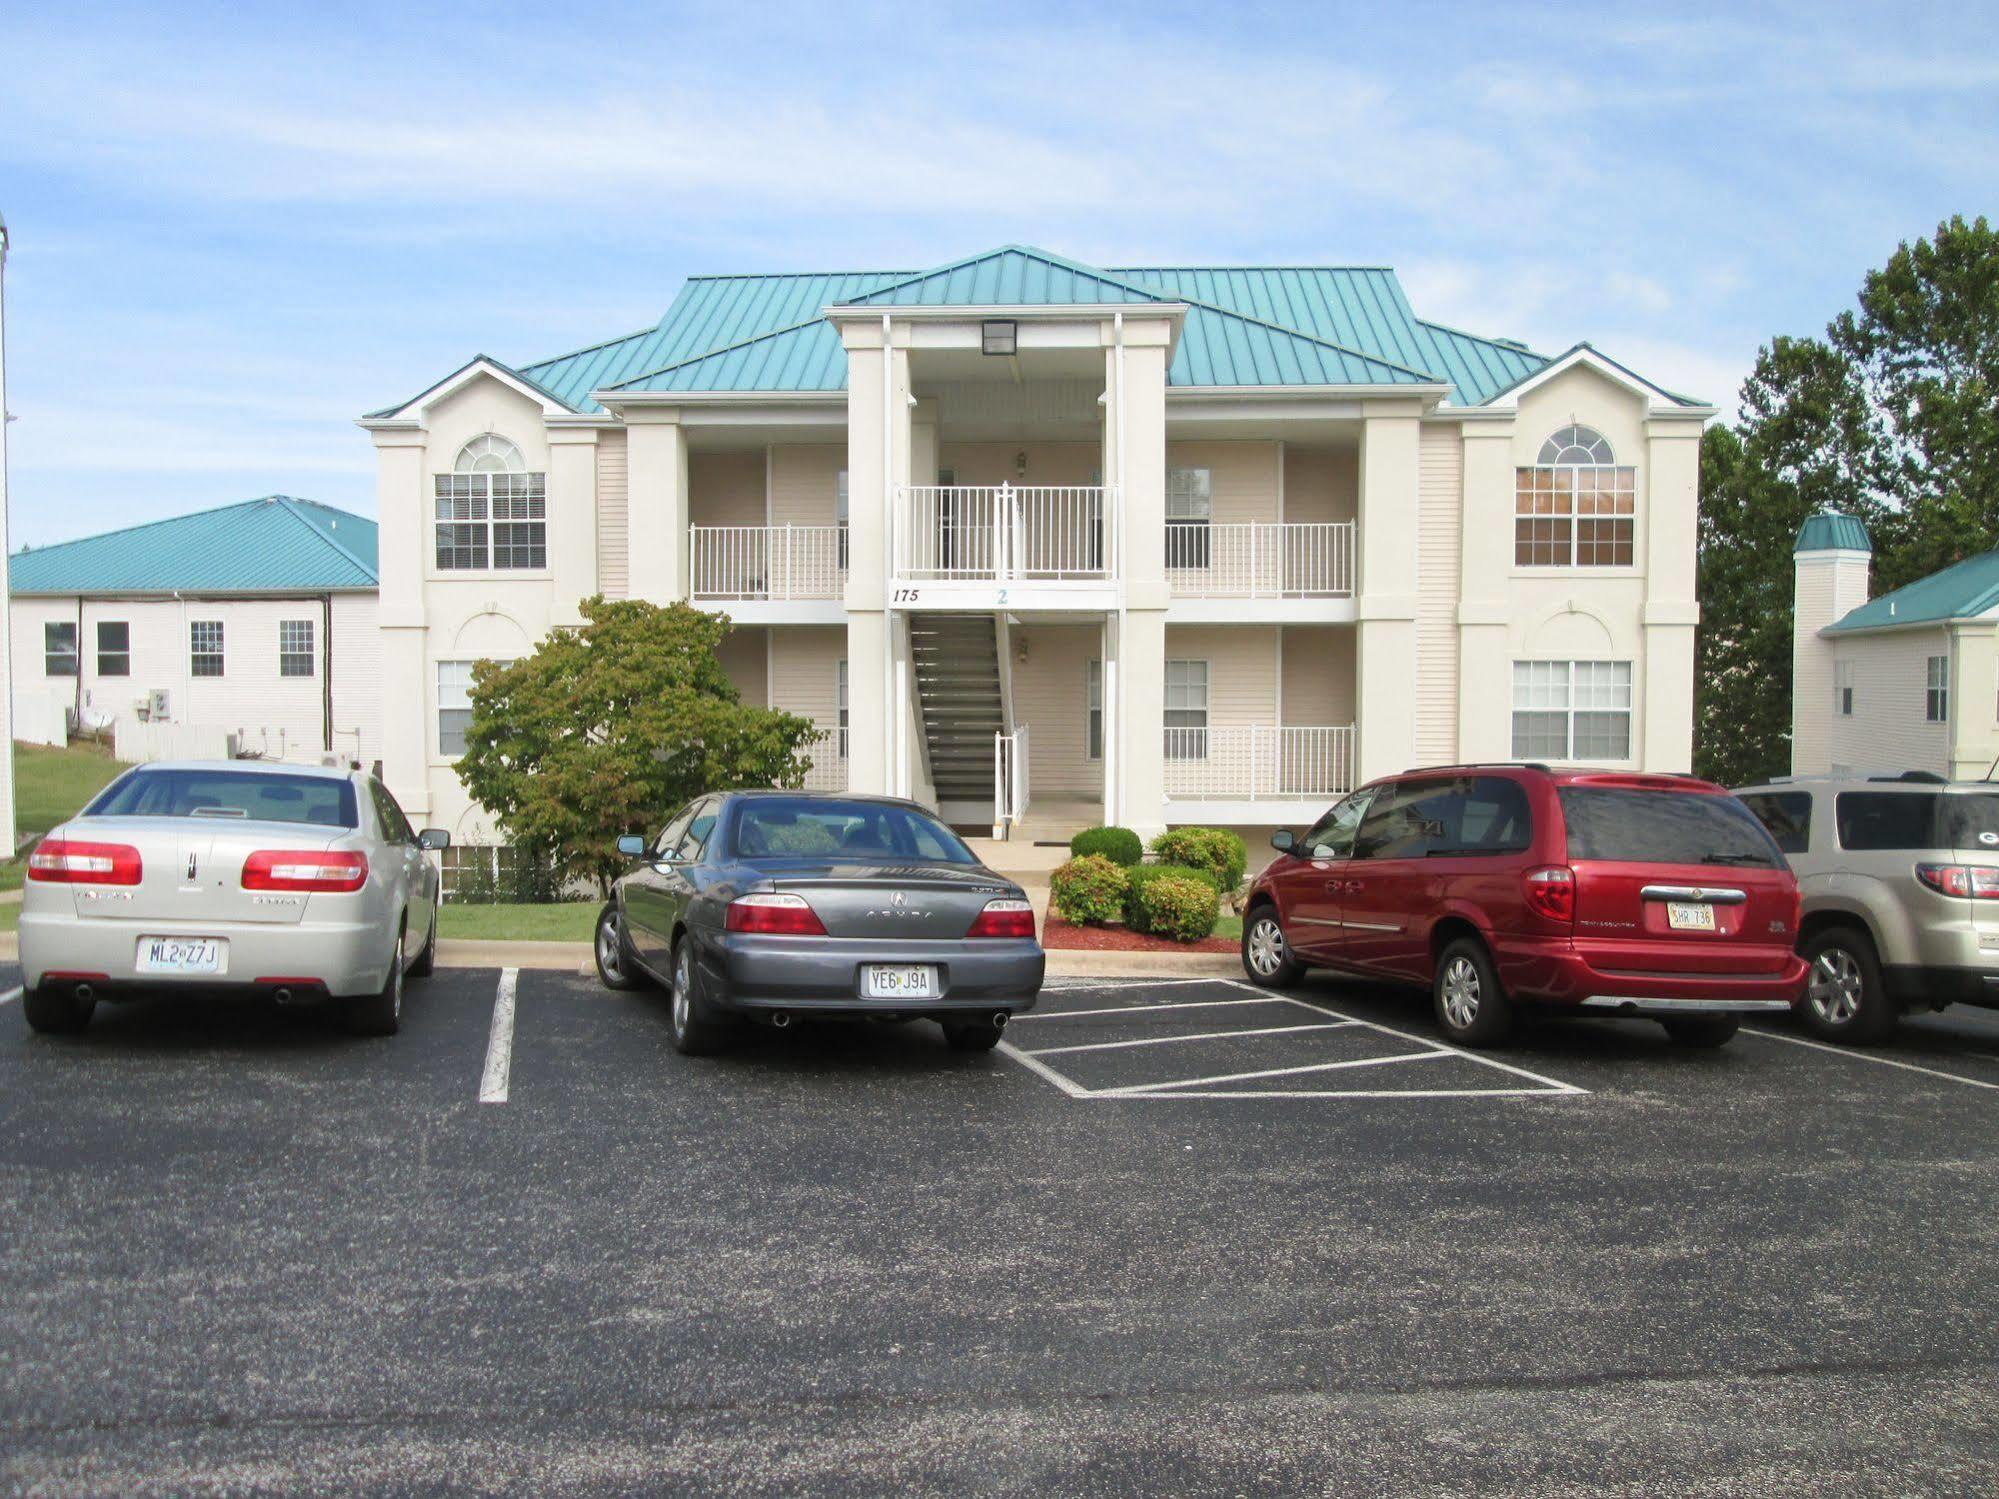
8,496,381,768
361,245,1710,848
1792,512,1999,780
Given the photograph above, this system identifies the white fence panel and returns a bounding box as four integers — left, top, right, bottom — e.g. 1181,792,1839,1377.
1165,522,1354,598
1163,725,1355,800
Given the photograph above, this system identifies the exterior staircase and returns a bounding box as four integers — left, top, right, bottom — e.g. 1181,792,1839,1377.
909,614,1005,810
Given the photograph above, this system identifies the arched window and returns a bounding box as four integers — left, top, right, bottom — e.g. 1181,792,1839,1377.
435,434,546,570
1516,425,1635,567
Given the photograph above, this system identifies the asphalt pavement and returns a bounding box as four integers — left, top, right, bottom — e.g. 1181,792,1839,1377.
2,962,1997,1495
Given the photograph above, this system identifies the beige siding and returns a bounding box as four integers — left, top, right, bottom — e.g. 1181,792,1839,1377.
1281,444,1357,524
595,431,629,599
769,445,844,527
1163,625,1279,726
770,625,845,754
716,625,768,708
1824,628,1954,777
1164,440,1281,525
688,450,765,528
1280,625,1355,725
936,441,1099,487
1007,622,1105,798
1415,425,1463,764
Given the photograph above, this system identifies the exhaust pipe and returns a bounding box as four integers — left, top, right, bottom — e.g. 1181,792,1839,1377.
74,982,95,1003
770,1010,793,1030
992,1011,1008,1032
273,987,292,1006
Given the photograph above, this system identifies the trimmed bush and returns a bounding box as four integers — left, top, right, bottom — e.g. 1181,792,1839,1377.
1070,825,1143,867
1150,827,1247,891
1130,872,1220,943
1122,862,1219,931
1050,854,1127,926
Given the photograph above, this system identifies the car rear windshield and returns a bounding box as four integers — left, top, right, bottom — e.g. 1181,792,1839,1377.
732,798,976,864
1836,790,1999,852
85,769,359,829
1559,787,1782,868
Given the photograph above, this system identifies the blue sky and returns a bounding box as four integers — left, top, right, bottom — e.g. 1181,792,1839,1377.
1,0,1995,546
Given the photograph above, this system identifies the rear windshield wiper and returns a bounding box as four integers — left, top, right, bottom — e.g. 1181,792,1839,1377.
1698,851,1771,866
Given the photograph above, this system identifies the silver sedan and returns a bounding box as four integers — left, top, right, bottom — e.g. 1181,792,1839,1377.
18,760,449,1036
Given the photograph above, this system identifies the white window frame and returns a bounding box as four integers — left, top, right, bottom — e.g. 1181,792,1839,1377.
435,435,547,572
836,469,849,569
1163,658,1209,760
279,618,316,678
1834,659,1854,717
190,619,225,678
1086,657,1103,762
1515,425,1636,569
1166,467,1213,571
437,660,476,759
1926,655,1949,723
836,658,849,760
43,620,77,677
1511,660,1633,761
95,620,130,678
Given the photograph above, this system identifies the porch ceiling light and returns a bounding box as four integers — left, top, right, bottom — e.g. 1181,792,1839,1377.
982,319,1017,356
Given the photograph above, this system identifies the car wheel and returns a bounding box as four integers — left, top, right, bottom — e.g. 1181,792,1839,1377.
1433,935,1515,1047
23,984,95,1035
1241,905,1305,989
942,1018,1004,1052
344,918,406,1037
1662,1015,1739,1048
595,903,641,992
666,937,728,1056
407,897,439,978
1800,927,1895,1044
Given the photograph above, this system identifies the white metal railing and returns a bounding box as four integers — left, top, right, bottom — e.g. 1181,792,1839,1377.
897,485,1113,582
994,725,1030,831
689,525,846,600
1165,521,1355,598
1163,725,1355,800
799,729,848,792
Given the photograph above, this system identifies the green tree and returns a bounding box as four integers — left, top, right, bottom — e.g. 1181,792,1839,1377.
455,597,822,896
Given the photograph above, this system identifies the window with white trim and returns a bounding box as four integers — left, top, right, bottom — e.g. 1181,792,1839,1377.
1166,467,1213,570
43,621,77,677
96,621,130,677
836,658,849,759
1511,660,1632,760
279,618,315,678
1163,659,1209,760
836,469,849,570
1086,658,1103,761
190,620,224,678
1834,659,1854,717
1515,425,1635,567
438,660,475,757
1926,655,1949,723
435,435,546,571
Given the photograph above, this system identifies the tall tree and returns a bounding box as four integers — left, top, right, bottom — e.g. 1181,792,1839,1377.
455,598,822,896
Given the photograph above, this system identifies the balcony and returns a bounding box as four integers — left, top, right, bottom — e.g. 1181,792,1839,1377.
1166,521,1354,599
894,485,1114,584
689,525,846,603
1163,725,1355,802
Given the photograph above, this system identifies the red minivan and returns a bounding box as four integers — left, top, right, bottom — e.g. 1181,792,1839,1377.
1241,766,1808,1047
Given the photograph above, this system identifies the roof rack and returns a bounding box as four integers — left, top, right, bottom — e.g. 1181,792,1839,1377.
1400,761,1551,774
1867,770,1949,784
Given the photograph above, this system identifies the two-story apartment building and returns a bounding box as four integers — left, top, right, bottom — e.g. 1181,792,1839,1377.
361,246,1709,847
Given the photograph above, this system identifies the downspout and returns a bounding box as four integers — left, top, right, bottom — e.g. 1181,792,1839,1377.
1109,310,1127,827
321,591,333,755
72,593,82,729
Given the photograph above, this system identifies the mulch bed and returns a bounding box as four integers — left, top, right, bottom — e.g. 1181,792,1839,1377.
1040,913,1238,955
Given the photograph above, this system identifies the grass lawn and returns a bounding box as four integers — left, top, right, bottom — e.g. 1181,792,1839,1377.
1215,913,1242,942
2,740,128,884
438,901,600,943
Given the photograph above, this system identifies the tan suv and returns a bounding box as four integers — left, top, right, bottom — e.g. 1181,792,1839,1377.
1734,772,1999,1042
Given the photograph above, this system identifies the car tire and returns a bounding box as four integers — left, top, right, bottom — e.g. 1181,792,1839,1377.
595,903,641,992
1241,904,1306,989
23,984,95,1035
407,898,439,979
1661,1015,1739,1048
666,937,728,1056
1800,926,1896,1044
344,917,406,1037
942,1018,1004,1052
1432,935,1515,1047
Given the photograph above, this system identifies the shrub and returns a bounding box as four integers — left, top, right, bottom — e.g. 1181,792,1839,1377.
1130,872,1220,943
1122,862,1219,931
1150,827,1247,891
1050,855,1127,925
1069,825,1143,867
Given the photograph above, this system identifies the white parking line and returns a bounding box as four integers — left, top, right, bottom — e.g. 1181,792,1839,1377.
478,968,519,1105
0,987,21,1008
1023,1020,1361,1058
994,1040,1094,1098
1011,996,1296,1022
1743,1026,1999,1093
1096,1049,1449,1097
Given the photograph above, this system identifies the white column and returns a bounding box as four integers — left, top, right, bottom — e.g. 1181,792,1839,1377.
624,410,688,603
370,425,431,814
1456,420,1515,763
1115,318,1172,836
1642,418,1701,771
546,424,600,624
1354,405,1422,780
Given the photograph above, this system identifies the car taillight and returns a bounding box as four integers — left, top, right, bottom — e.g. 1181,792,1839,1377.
726,892,827,936
27,838,142,885
1915,862,1999,899
967,898,1035,939
1523,865,1575,923
241,850,368,892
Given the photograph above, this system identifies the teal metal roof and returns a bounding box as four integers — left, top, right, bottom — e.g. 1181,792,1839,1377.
836,246,1165,308
9,497,378,595
1794,512,1873,555
1825,549,1999,635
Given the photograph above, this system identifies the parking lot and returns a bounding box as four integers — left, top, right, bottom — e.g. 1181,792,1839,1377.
3,962,1998,1495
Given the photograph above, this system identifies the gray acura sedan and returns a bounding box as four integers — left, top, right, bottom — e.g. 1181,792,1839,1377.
595,792,1044,1055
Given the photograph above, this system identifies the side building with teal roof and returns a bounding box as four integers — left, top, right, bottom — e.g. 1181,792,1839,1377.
8,496,382,770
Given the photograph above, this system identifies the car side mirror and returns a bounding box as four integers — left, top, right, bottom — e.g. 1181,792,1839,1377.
1270,829,1295,854
418,828,450,851
617,834,647,858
